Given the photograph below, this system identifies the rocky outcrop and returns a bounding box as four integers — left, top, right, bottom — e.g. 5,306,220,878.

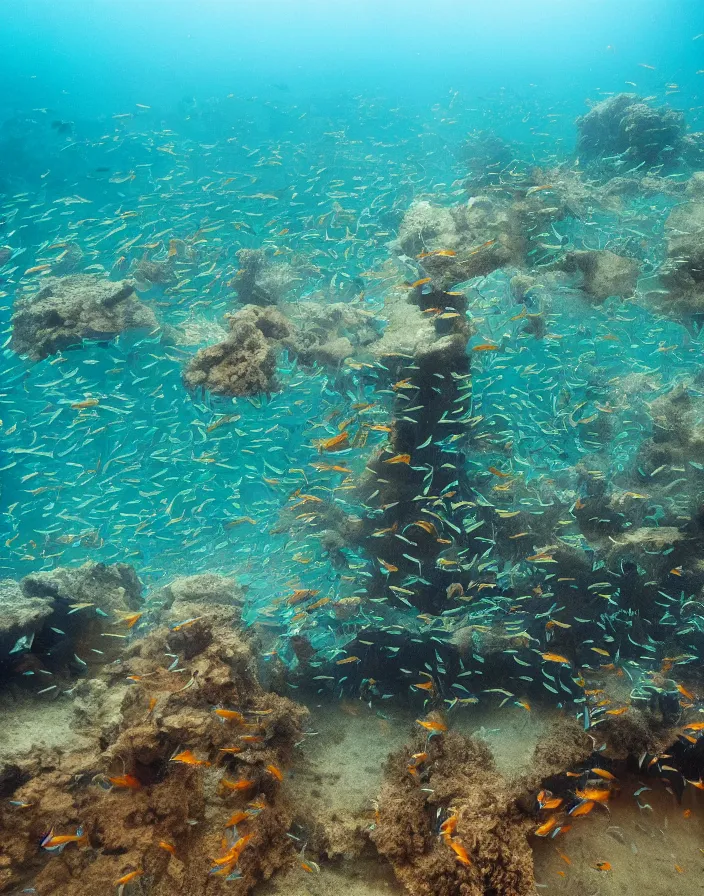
232,248,297,306
183,304,290,396
11,275,158,360
560,249,639,301
576,93,685,169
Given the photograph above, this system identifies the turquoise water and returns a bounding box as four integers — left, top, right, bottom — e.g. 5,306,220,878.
1,0,704,703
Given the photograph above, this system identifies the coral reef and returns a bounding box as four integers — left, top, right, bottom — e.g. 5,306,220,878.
183,304,290,396
3,561,144,683
285,301,380,367
0,571,308,896
576,93,685,169
372,727,535,896
392,199,524,288
0,579,54,669
11,275,158,360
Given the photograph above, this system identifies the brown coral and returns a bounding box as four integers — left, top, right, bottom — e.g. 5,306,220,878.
372,729,535,896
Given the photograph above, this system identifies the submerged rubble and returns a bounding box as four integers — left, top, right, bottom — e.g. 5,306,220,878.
11,275,159,360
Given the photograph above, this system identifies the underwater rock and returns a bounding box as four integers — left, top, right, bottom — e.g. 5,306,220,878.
21,561,142,618
284,301,379,367
654,193,704,317
132,256,177,289
560,249,639,301
576,93,685,169
11,275,159,360
456,130,515,190
16,561,143,673
372,728,535,896
393,198,523,289
152,573,244,631
0,578,55,660
232,248,297,306
183,304,290,396
0,580,309,896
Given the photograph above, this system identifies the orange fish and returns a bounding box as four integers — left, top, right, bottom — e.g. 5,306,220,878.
411,520,437,535
576,788,610,804
594,862,612,871
408,277,432,288
449,840,471,865
71,398,100,410
287,589,320,606
214,708,246,723
336,655,361,665
416,718,447,733
569,800,596,817
266,764,284,782
170,750,211,767
384,454,411,464
488,466,510,477
221,778,255,792
315,431,349,452
413,680,434,691
210,833,254,871
534,817,558,836
467,239,496,255
226,811,249,827
107,774,141,791
541,652,571,664
40,827,89,850
440,815,458,838
684,722,704,731
472,343,499,352
114,870,144,886
590,768,616,781
116,612,142,629
24,264,52,275
378,558,399,573
158,841,177,856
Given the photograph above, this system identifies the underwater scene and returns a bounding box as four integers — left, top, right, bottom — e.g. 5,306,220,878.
1,0,704,893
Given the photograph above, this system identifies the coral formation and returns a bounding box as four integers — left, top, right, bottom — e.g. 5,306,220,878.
11,275,158,360
372,727,535,896
0,571,308,896
559,249,640,301
232,249,297,306
652,178,704,319
576,93,685,169
183,305,289,396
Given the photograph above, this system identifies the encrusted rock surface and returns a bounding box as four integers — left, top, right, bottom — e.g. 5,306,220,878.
11,275,158,359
